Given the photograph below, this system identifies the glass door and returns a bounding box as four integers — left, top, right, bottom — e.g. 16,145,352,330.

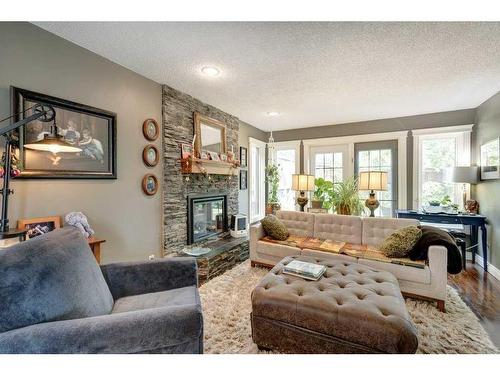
310,145,350,212
354,140,398,217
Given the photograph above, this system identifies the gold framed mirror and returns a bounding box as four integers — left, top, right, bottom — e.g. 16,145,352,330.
194,112,226,159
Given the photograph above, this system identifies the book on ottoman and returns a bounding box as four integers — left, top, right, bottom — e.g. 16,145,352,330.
282,260,327,281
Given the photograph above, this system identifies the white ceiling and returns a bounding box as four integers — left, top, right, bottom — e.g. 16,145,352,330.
35,22,500,131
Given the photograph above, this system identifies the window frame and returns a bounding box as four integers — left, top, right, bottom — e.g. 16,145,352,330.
248,137,266,223
270,141,301,211
412,125,473,210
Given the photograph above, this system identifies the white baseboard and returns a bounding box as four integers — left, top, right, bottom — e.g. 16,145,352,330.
468,253,500,281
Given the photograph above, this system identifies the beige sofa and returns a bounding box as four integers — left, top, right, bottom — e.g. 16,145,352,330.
250,210,448,311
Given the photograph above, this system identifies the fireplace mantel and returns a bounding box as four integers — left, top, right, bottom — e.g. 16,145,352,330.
180,157,239,176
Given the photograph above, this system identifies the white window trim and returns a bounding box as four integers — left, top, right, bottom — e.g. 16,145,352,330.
249,137,266,223
303,131,408,209
271,140,301,210
412,125,473,209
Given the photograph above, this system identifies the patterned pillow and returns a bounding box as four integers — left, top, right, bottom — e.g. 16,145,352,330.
261,215,289,241
379,226,422,258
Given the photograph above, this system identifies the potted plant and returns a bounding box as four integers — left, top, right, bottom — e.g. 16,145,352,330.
265,164,281,215
312,178,334,210
332,176,364,215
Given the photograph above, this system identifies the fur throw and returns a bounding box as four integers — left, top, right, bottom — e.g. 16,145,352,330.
65,212,94,238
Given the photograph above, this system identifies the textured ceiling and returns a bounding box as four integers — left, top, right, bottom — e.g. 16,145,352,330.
35,22,500,131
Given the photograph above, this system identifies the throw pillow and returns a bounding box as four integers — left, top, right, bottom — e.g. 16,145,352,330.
261,214,289,241
379,226,422,258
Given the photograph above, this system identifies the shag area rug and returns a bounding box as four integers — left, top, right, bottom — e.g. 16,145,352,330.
199,260,499,354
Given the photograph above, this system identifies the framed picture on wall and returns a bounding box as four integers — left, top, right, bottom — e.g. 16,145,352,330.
240,146,247,167
240,169,247,190
11,86,117,179
17,216,61,239
480,137,499,180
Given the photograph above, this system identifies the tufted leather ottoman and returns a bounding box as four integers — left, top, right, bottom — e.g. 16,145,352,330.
251,256,418,353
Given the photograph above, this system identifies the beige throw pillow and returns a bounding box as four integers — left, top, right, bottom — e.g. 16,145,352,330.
261,215,289,241
379,226,422,258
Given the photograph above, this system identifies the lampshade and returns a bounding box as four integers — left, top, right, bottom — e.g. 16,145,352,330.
292,174,315,192
24,133,81,154
358,171,388,191
446,166,479,184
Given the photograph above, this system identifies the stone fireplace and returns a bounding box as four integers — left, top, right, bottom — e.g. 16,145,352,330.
162,84,241,255
187,193,228,245
162,84,252,282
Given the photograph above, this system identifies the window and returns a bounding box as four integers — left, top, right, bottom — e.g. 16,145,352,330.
276,149,297,210
413,126,472,209
314,152,343,185
249,138,266,223
355,140,398,217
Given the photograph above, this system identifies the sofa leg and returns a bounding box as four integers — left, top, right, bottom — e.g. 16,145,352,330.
437,300,446,312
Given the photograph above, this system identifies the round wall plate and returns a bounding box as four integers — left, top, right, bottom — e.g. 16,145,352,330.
142,144,159,167
142,118,159,141
142,174,159,196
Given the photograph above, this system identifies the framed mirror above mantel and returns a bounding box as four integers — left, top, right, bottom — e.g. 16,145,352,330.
180,112,238,176
194,112,227,158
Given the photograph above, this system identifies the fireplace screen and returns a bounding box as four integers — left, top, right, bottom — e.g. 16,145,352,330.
187,194,227,244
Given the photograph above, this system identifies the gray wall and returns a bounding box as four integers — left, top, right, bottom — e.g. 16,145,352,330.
270,109,476,208
270,109,476,142
474,91,500,270
0,22,163,263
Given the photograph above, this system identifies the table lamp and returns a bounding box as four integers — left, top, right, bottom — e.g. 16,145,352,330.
292,174,315,211
358,171,388,217
446,166,479,212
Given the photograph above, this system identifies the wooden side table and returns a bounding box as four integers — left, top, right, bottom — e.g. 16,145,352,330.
88,237,106,264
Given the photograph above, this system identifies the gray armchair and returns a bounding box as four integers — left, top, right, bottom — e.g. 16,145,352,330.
0,227,203,354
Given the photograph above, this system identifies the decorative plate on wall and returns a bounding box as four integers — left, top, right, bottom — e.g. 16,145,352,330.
142,145,159,167
142,174,159,196
142,118,159,141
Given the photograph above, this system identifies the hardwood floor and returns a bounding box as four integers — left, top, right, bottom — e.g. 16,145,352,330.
448,262,500,348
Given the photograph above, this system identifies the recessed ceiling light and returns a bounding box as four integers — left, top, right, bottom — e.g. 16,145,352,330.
267,111,280,117
201,66,220,77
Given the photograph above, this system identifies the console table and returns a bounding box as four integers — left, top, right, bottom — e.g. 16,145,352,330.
396,210,488,272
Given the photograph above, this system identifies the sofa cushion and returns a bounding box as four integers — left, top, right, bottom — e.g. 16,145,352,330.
358,259,431,284
112,286,198,314
379,226,422,258
261,215,289,240
257,240,301,258
0,227,114,333
313,214,362,243
276,210,315,237
362,217,420,247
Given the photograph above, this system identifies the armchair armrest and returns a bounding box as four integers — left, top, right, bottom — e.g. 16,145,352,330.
0,303,203,354
427,245,448,301
100,257,198,300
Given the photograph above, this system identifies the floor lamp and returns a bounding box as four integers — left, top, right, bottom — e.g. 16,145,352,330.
0,103,81,239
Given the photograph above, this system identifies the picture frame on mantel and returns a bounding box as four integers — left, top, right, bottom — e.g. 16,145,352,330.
11,87,117,179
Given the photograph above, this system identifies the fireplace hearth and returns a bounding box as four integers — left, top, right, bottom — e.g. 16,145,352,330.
187,193,228,245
